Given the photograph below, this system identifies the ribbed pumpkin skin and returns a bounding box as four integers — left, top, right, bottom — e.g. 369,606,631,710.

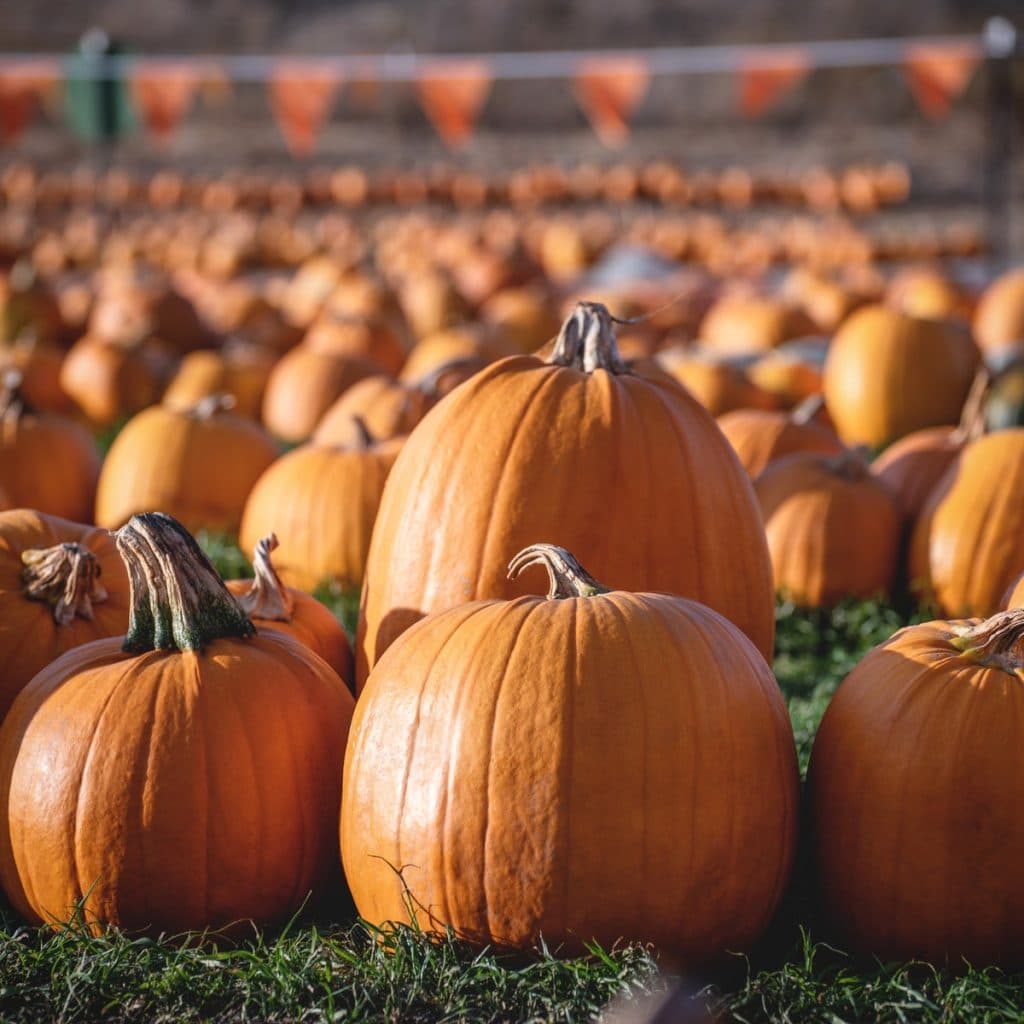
717,409,843,478
240,441,402,593
313,376,437,446
870,426,962,525
225,579,353,684
808,620,1024,965
755,452,900,606
343,593,798,958
823,306,979,447
0,629,353,934
95,405,279,533
910,430,1024,616
0,511,129,721
1004,573,1024,609
357,357,775,683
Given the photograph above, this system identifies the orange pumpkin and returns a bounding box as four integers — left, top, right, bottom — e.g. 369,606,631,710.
886,265,971,322
755,449,901,606
163,344,277,420
95,395,279,533
657,348,777,416
343,544,798,958
699,295,816,356
823,305,980,447
746,339,829,408
0,512,354,934
0,510,129,721
809,608,1024,964
973,267,1024,357
480,286,561,354
358,302,775,686
226,534,352,685
0,336,71,414
303,315,407,377
398,327,515,383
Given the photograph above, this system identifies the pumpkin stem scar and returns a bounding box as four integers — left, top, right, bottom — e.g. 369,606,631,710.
115,512,255,653
21,542,109,625
951,608,1024,675
549,302,629,375
189,392,237,420
235,533,294,622
507,544,611,600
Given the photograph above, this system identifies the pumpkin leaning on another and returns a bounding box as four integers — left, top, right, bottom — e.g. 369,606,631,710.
343,544,798,960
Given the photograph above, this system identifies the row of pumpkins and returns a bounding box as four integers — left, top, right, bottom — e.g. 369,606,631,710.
5,283,1024,968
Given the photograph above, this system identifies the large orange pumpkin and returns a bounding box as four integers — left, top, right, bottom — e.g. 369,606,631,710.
0,510,129,721
809,608,1024,964
823,306,980,447
910,429,1024,616
0,512,354,934
95,395,279,533
343,544,798,958
358,302,775,685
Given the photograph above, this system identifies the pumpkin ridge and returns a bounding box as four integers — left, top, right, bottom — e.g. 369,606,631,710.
21,543,108,626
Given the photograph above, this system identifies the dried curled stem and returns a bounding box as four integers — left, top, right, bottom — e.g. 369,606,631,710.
951,608,1024,675
21,542,108,625
549,302,628,374
825,445,870,481
507,543,610,600
954,367,991,443
234,534,294,622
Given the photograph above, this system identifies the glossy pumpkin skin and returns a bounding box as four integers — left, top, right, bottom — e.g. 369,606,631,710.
755,452,900,607
0,510,129,721
823,306,980,447
870,426,963,525
358,346,775,685
717,407,843,478
343,590,799,958
95,402,279,533
910,430,1024,617
808,617,1024,965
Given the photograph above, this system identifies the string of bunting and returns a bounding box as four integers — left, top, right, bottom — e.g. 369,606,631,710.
0,33,991,153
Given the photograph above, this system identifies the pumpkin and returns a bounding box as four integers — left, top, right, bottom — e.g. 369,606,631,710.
910,429,1024,616
480,286,561,354
343,544,798,957
240,422,402,593
397,270,470,340
718,397,844,478
808,608,1024,965
398,327,515,383
1003,572,1024,609
699,295,816,356
886,265,971,322
261,348,380,443
746,339,829,408
0,510,129,722
0,512,354,934
162,343,277,420
657,347,777,416
973,267,1024,357
0,372,100,523
755,448,900,606
226,534,352,685
0,335,71,414
303,315,407,377
358,302,775,686
95,395,279,533
822,305,980,448
0,262,63,348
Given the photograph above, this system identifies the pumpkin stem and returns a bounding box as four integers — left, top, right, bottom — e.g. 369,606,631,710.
21,543,109,625
789,393,825,426
549,302,629,374
350,415,375,450
825,445,869,481
190,393,237,419
115,512,255,653
234,533,294,622
954,367,991,443
951,609,1024,674
507,544,611,600
417,357,482,397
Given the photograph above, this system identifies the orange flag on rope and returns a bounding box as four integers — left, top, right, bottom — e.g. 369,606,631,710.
269,62,342,157
130,62,200,142
738,49,810,118
904,42,981,120
0,60,60,145
573,57,650,148
415,60,492,149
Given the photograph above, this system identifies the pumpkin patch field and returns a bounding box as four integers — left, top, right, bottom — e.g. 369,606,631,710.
8,155,1024,1023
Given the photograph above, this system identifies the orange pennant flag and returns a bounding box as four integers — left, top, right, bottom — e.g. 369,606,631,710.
573,57,650,148
130,62,200,142
904,42,981,120
415,60,492,149
0,60,60,145
738,50,810,118
269,62,342,157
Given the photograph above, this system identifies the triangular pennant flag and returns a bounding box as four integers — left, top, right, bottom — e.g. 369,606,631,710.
415,60,492,149
904,42,981,120
130,62,199,142
738,50,810,118
269,62,342,157
0,60,60,146
573,57,650,148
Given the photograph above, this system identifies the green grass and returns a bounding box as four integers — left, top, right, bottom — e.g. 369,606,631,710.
2,556,1017,1023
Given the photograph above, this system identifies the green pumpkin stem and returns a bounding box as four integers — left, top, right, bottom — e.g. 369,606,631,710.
235,533,294,622
951,609,1024,674
116,512,254,653
549,302,628,375
507,544,611,600
21,542,108,625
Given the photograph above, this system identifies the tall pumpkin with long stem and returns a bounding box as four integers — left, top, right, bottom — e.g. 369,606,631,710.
357,302,774,685
0,512,354,934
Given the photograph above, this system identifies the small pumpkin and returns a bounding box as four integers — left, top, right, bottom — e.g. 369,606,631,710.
398,326,515,383
973,266,1024,358
163,343,277,420
343,544,798,958
0,512,354,934
699,295,817,356
657,347,777,416
303,315,407,377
